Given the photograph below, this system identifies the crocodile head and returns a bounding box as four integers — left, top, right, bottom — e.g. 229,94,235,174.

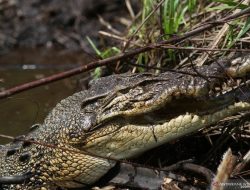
1,54,250,189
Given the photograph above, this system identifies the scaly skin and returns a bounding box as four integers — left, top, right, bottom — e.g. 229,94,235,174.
0,54,250,189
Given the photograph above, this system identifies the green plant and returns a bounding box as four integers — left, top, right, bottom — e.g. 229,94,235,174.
162,0,188,37
132,0,198,67
86,36,121,78
207,0,248,11
226,17,250,48
208,0,250,48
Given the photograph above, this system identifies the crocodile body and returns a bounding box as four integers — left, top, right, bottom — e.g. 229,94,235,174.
1,54,250,189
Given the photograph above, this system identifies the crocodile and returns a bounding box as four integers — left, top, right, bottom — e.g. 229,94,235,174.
0,54,250,190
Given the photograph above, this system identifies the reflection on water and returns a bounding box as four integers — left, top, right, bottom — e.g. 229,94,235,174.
0,48,92,144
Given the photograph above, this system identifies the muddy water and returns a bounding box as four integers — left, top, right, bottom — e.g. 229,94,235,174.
0,49,92,144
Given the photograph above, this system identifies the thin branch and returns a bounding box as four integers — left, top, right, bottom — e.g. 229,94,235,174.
155,45,250,53
0,7,250,99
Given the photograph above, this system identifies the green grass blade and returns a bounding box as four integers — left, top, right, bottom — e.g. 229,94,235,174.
86,36,101,57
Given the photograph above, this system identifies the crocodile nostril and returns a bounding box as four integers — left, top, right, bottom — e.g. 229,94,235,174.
18,152,31,163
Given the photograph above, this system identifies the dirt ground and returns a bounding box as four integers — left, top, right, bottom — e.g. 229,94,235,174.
0,0,138,54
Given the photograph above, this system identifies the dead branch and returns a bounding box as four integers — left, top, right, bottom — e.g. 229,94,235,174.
0,7,249,99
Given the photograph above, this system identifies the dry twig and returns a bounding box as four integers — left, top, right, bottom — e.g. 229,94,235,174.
0,7,249,99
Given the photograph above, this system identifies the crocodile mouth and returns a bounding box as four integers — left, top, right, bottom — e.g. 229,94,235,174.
96,74,250,129
84,78,250,158
127,86,250,126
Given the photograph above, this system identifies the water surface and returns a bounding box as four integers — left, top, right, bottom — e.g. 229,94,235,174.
0,48,92,144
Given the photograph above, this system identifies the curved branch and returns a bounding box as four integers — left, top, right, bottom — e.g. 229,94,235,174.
0,7,249,99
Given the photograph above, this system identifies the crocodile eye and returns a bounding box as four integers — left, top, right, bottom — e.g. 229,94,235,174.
18,152,31,163
79,114,96,132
